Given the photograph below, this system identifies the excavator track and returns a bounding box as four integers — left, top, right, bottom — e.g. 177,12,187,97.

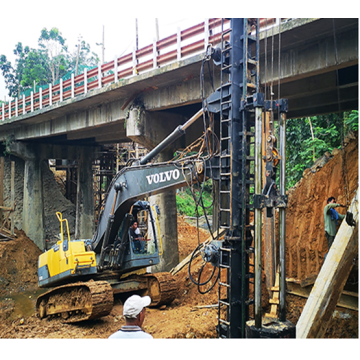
36,280,114,323
144,272,178,306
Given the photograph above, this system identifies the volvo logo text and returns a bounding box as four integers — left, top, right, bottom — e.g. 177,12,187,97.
146,169,180,185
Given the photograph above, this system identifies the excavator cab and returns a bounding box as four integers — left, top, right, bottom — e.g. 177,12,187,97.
111,201,161,273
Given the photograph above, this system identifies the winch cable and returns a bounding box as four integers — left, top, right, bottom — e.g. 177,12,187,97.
264,18,268,145
188,242,220,294
332,18,350,207
270,19,275,133
277,18,282,130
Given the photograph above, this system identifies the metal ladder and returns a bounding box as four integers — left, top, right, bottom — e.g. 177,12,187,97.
216,18,259,339
218,18,232,231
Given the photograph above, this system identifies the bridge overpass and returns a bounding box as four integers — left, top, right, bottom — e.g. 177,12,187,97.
0,18,358,270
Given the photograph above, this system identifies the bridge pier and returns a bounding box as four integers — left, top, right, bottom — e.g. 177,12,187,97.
7,142,97,250
149,149,179,272
75,147,96,240
9,142,45,250
127,108,202,272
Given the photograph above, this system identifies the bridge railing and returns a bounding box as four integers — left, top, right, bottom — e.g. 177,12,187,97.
1,18,283,122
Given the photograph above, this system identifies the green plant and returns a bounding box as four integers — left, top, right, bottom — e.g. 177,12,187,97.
344,110,358,132
176,185,213,217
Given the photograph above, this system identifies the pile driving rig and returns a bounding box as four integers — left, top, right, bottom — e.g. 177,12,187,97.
189,18,295,338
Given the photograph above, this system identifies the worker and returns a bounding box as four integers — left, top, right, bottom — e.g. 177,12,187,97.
323,196,346,259
129,221,145,253
108,295,153,339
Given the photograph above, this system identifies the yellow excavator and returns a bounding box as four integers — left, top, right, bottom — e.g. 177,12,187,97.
36,113,211,323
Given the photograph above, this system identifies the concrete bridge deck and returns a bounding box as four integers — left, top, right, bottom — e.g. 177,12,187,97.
0,18,358,147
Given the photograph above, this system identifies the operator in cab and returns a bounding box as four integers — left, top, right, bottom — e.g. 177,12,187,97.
129,221,146,253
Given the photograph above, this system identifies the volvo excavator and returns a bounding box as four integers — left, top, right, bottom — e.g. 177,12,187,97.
36,108,213,323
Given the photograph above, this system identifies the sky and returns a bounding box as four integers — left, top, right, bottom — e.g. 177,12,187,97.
0,1,209,99
0,1,355,100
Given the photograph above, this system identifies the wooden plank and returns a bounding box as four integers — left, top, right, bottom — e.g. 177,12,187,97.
296,189,358,338
263,111,276,296
315,248,320,273
266,266,280,317
286,281,358,311
0,206,13,211
170,228,226,275
297,246,301,279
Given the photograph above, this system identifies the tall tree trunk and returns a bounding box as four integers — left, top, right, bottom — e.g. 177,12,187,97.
308,117,316,163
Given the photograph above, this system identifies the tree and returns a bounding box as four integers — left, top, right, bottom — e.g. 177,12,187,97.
21,49,50,89
0,42,30,97
69,36,99,76
38,27,69,84
285,112,358,189
0,28,99,98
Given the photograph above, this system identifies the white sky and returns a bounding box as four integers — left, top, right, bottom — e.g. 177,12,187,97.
0,1,209,99
0,1,355,99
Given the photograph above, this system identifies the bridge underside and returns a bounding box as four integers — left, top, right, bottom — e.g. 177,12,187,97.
0,18,357,147
0,19,357,266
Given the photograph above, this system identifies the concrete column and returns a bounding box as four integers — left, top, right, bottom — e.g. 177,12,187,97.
75,147,95,239
9,142,45,250
149,149,179,272
23,156,45,249
126,108,204,272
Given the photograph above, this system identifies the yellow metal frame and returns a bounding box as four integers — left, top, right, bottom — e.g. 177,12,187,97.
152,206,163,256
56,211,71,253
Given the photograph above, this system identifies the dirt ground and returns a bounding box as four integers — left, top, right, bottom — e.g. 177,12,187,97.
0,136,358,339
0,215,358,339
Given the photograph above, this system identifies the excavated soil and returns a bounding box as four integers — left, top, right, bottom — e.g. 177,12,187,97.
0,216,358,339
285,134,358,280
0,137,358,339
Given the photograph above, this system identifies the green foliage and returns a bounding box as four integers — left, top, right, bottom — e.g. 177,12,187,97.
0,28,99,97
344,110,358,132
176,184,213,217
285,112,355,189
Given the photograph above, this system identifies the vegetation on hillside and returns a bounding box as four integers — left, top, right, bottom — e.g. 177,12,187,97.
176,180,213,217
177,111,358,216
285,111,358,189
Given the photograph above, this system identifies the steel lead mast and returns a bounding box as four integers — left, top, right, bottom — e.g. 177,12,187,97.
205,18,295,338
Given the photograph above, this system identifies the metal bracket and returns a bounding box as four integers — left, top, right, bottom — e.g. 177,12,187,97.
253,194,288,209
253,93,265,107
265,98,288,113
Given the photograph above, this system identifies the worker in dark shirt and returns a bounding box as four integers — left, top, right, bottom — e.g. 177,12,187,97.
129,221,145,253
323,196,346,259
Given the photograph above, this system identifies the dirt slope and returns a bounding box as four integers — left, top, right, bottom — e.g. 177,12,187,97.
286,135,358,279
